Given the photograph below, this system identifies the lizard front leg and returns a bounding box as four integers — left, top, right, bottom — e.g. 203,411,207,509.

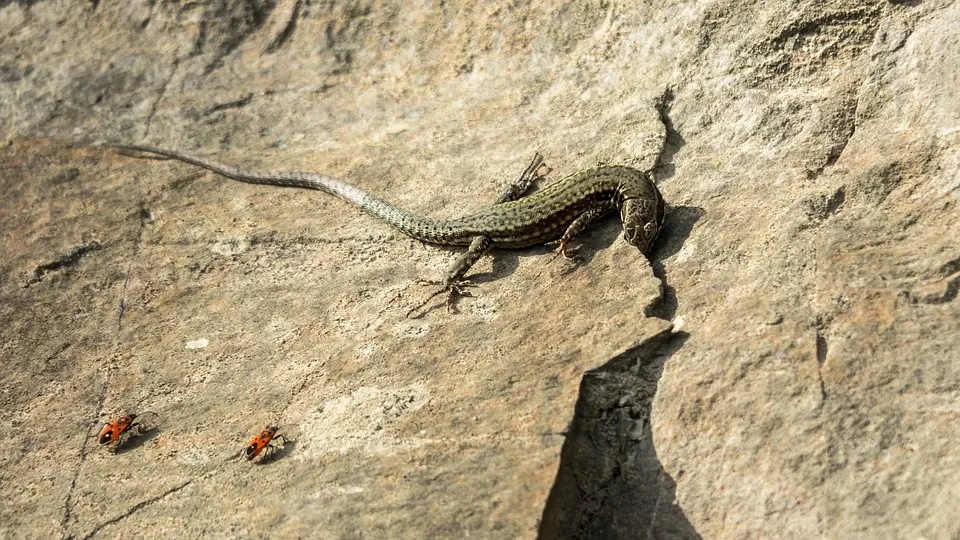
408,231,493,316
549,201,617,260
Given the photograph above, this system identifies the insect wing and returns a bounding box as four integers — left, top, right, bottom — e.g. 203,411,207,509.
97,423,117,445
243,426,281,461
244,440,262,460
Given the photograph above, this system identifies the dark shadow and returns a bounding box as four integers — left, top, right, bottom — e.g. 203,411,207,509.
430,198,693,317
257,439,297,465
554,217,622,275
643,87,702,321
408,215,622,316
413,103,695,317
646,205,704,320
654,87,686,183
486,214,622,284
652,205,702,262
539,328,700,540
114,426,160,454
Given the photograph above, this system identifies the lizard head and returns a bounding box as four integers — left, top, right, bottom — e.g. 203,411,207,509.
620,180,665,256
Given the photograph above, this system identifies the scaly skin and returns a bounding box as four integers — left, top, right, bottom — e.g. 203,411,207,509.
114,145,665,309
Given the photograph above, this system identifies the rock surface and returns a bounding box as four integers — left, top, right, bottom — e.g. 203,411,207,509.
1,1,958,538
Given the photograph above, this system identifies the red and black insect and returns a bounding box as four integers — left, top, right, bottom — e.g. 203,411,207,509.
97,412,159,451
243,425,288,461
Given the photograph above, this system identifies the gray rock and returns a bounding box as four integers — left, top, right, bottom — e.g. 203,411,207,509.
1,0,957,538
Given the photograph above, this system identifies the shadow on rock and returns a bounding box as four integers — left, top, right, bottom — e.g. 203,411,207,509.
539,329,699,540
646,204,704,321
257,439,297,465
113,426,160,455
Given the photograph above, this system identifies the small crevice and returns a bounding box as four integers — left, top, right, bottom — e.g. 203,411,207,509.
139,0,155,29
201,93,254,116
940,276,960,304
264,0,301,54
813,316,829,402
824,90,859,169
194,19,208,57
48,167,80,185
79,480,194,539
118,205,154,331
145,57,179,136
824,124,854,168
61,376,110,534
900,256,960,305
26,241,103,286
815,331,828,402
202,1,278,74
203,38,243,75
909,275,960,305
809,87,861,178
653,86,686,181
168,171,207,192
937,256,960,279
825,186,846,216
798,186,847,230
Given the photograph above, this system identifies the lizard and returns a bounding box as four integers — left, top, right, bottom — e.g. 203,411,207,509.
113,145,665,312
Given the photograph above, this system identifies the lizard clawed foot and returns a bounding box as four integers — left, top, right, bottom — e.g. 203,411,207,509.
548,240,581,262
534,163,552,181
406,279,477,317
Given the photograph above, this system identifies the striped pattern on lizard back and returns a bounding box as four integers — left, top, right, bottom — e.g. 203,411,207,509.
112,145,663,253
113,144,666,314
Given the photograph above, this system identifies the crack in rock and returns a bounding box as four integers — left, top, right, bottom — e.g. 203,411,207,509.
26,241,104,286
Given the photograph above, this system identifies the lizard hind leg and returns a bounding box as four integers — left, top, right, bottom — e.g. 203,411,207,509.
406,236,491,317
406,155,548,317
495,153,549,204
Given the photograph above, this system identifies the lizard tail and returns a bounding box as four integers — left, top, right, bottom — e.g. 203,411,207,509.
111,144,458,244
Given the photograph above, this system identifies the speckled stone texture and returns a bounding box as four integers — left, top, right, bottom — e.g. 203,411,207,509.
1,1,958,538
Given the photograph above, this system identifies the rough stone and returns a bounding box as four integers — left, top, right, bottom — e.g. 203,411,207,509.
1,1,958,538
